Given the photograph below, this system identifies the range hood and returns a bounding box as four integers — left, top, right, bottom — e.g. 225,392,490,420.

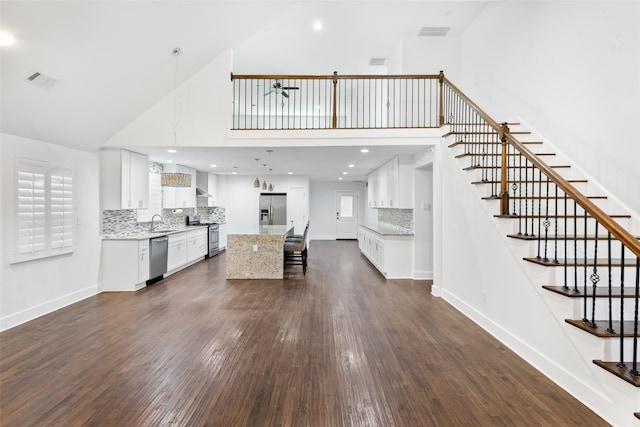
196,187,212,197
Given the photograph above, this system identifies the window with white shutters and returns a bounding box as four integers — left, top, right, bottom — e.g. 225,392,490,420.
13,158,75,263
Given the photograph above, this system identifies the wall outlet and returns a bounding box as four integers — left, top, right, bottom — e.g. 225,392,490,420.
252,245,258,252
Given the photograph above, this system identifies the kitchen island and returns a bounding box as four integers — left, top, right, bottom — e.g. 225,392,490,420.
226,225,294,279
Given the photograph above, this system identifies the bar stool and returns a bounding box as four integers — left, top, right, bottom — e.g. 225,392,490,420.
284,223,308,274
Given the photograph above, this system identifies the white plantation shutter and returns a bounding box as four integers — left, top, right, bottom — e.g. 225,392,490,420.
14,158,75,263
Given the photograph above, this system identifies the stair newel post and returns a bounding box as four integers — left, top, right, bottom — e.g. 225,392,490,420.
332,71,338,129
438,70,445,126
499,122,510,216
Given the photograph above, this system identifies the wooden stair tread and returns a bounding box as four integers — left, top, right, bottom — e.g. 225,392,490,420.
455,153,555,159
508,233,640,241
484,195,606,201
464,165,570,170
448,140,542,148
593,360,640,387
542,285,639,298
496,213,631,219
526,257,638,267
635,413,640,420
565,319,637,338
472,179,587,184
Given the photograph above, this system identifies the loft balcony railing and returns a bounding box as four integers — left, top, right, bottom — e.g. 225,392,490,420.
230,72,443,130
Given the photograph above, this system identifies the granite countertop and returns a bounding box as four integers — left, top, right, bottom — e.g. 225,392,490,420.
360,222,414,236
231,225,294,236
102,225,210,241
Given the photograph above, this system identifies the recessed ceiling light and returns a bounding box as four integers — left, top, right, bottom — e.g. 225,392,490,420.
167,149,177,153
338,177,343,180
210,164,217,168
313,21,322,31
0,32,15,47
166,159,173,163
360,148,369,153
232,171,237,175
288,171,292,175
342,172,348,175
348,164,354,168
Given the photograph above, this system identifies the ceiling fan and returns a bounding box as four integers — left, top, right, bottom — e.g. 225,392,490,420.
264,80,299,98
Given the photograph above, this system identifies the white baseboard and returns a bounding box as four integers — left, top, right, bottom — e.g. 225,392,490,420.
414,270,433,280
0,284,99,332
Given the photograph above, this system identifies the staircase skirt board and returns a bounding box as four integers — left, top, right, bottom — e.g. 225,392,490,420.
593,360,640,387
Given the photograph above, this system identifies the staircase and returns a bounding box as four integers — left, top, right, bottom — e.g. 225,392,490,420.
446,125,639,425
441,78,640,426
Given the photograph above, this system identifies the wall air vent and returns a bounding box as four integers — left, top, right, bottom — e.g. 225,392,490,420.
417,27,450,37
369,58,386,66
24,70,61,90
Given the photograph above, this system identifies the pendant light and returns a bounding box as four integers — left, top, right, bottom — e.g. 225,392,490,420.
253,158,260,188
161,47,192,188
267,168,274,192
261,164,267,190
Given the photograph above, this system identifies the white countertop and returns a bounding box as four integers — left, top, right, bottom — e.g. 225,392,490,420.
102,225,209,241
231,225,293,236
360,222,414,236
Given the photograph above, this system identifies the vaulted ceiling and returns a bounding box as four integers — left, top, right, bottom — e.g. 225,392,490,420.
1,1,490,178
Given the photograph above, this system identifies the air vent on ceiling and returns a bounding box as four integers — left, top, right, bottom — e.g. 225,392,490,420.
369,57,386,66
417,27,450,37
24,70,61,90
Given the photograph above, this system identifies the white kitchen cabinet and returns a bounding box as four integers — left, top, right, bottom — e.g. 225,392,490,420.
162,164,196,209
101,149,150,210
219,223,227,250
196,172,219,207
358,225,413,278
186,228,208,262
138,239,150,283
167,232,187,273
102,239,150,291
367,155,413,209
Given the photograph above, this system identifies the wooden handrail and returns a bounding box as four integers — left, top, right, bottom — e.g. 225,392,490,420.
443,75,640,258
505,133,640,259
231,72,442,81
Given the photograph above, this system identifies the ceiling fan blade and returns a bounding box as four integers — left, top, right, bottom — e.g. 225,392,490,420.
282,87,299,90
264,89,274,96
281,91,289,98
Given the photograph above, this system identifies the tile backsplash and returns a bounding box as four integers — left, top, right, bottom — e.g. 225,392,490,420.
377,208,414,233
102,207,226,236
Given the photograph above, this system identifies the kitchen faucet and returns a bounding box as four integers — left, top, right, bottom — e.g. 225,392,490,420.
150,214,163,232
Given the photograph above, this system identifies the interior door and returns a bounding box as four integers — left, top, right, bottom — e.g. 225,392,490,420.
287,187,306,234
336,191,358,239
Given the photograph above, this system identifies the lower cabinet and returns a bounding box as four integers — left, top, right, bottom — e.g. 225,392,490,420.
187,228,208,262
102,239,150,291
358,226,413,278
167,232,187,273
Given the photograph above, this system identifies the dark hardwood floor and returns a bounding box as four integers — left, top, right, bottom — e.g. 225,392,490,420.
0,240,608,426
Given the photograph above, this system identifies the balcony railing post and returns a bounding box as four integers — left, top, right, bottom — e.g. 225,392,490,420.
332,71,338,129
439,70,445,126
499,122,510,215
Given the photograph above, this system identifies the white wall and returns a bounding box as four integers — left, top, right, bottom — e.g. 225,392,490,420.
309,181,366,240
219,174,310,234
1,133,101,331
456,1,640,216
103,49,233,148
401,36,460,80
413,148,435,279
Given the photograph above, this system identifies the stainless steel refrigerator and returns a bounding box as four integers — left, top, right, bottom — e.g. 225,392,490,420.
259,193,287,225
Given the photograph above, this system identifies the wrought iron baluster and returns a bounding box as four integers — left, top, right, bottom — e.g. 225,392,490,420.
582,211,588,321
573,201,578,293
618,246,626,368
606,232,614,333
542,177,550,263
553,185,559,264
536,169,543,259
562,194,569,290
632,257,640,376
589,222,600,328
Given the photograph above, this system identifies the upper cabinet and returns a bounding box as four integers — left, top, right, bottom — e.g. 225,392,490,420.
162,164,196,209
367,156,413,209
196,172,219,207
101,149,149,210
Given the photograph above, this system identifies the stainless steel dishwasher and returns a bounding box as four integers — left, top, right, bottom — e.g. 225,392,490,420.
148,236,169,283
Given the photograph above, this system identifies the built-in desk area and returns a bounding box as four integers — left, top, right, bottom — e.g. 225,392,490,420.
226,225,293,279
